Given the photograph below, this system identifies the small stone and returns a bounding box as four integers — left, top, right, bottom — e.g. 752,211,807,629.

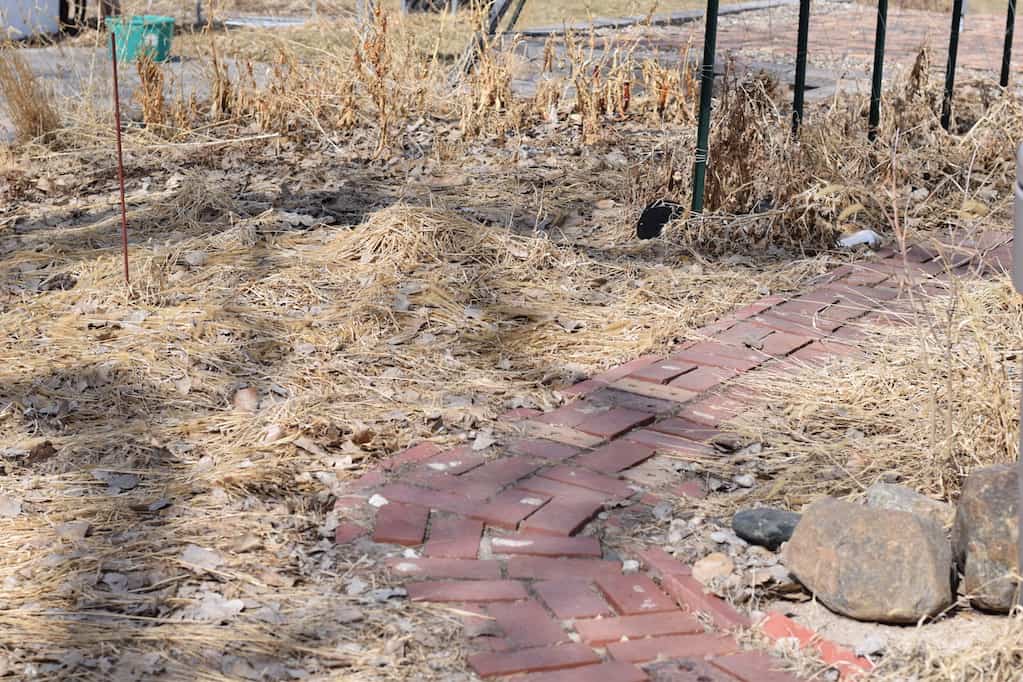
56,521,90,541
709,531,730,544
667,519,690,544
855,634,886,658
783,497,953,623
183,251,208,267
346,578,368,596
732,508,801,551
692,552,735,585
953,465,1019,613
622,559,640,574
232,387,260,413
0,496,22,518
651,501,673,521
865,483,954,528
733,474,756,488
368,494,389,508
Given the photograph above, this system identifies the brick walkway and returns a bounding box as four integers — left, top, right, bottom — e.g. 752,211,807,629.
335,233,1012,681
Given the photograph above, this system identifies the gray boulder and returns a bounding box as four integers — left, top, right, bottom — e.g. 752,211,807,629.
783,497,954,623
953,465,1020,612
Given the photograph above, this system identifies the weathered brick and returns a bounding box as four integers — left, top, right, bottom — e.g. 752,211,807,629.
461,456,543,488
559,379,604,396
383,442,443,471
648,417,721,443
511,662,649,682
670,341,765,372
638,548,694,580
507,557,622,581
486,600,568,648
644,659,738,681
539,465,636,498
373,502,429,546
596,574,677,615
748,313,828,339
386,557,502,580
715,321,775,346
517,475,614,503
419,447,485,474
500,407,543,422
667,366,736,393
675,396,744,428
534,403,604,428
758,331,815,357
759,612,872,676
628,360,698,384
519,498,605,536
575,441,656,474
406,470,502,500
623,430,717,457
711,652,803,682
350,469,386,491
519,422,605,448
375,483,475,516
468,643,601,678
489,533,602,558
575,611,704,645
608,634,739,664
673,480,708,499
608,377,701,404
407,580,528,603
423,516,484,559
587,388,679,415
471,489,551,529
575,407,655,440
334,522,366,544
729,294,786,319
593,356,662,384
533,579,614,619
662,574,751,629
509,439,582,461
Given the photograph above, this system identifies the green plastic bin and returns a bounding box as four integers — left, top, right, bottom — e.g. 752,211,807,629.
105,15,175,63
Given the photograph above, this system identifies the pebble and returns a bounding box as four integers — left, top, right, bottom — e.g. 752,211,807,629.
732,507,801,551
622,559,640,574
733,474,756,488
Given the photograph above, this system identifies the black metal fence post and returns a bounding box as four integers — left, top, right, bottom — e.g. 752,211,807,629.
941,0,964,130
868,0,888,140
692,0,720,214
1002,0,1016,88
791,0,811,136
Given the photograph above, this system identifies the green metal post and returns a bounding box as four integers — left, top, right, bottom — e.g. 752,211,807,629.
941,0,964,130
1002,0,1015,87
868,0,888,140
692,0,720,214
792,0,811,136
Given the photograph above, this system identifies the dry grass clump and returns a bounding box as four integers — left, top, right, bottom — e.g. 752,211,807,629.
726,276,1019,509
0,47,59,144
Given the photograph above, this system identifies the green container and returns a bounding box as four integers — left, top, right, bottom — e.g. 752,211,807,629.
105,15,175,63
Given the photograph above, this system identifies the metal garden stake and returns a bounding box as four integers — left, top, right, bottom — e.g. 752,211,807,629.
1002,0,1016,88
692,0,720,213
941,0,964,131
868,0,888,140
791,0,811,136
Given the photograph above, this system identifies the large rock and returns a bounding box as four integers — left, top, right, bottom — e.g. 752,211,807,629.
865,483,955,528
732,508,801,551
782,497,954,623
953,465,1020,612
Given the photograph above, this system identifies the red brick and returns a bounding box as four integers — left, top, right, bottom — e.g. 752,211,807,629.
784,342,834,368
759,612,871,676
638,548,693,580
500,408,543,422
511,662,649,682
595,574,676,615
517,475,615,503
759,331,814,357
560,379,604,396
350,469,386,491
667,366,736,393
406,470,502,500
773,295,836,316
375,483,476,515
843,265,890,286
535,403,604,428
575,611,704,645
372,502,429,546
607,634,740,664
670,342,765,371
662,574,750,629
539,465,636,498
648,417,721,442
490,533,602,558
593,356,662,384
386,557,502,580
384,442,442,471
628,360,698,384
519,498,605,536
533,579,614,619
334,522,366,544
487,600,568,648
748,313,828,339
609,377,700,404
673,480,708,499
711,652,802,682
507,557,622,581
407,580,528,603
575,407,655,439
468,643,601,678
675,397,743,428
592,388,679,415
419,447,485,474
519,422,605,448
461,456,543,488
510,439,582,461
424,516,484,559
623,430,717,457
715,321,775,346
644,659,737,681
471,489,552,529
730,294,786,319
575,441,656,474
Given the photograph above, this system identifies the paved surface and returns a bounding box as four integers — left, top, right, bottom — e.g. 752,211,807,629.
335,233,1012,681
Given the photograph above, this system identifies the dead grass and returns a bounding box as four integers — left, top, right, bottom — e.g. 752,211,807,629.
0,46,60,144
